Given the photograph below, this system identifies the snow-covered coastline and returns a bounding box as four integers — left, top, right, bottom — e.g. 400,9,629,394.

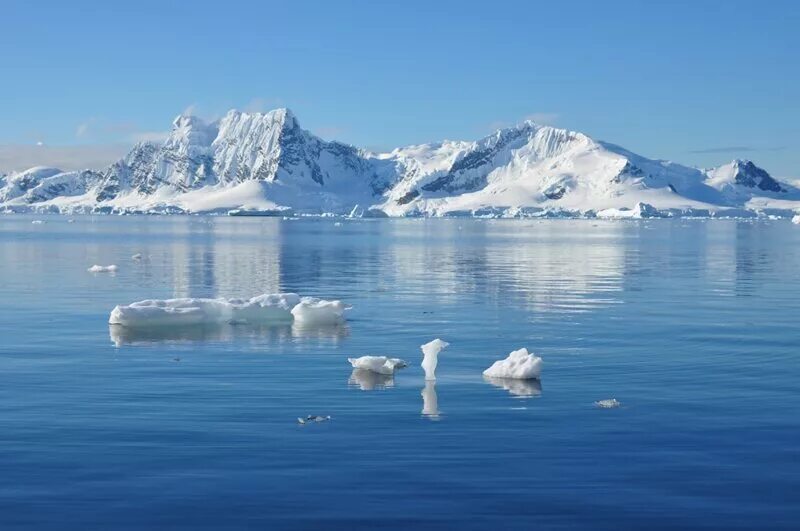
2,108,799,219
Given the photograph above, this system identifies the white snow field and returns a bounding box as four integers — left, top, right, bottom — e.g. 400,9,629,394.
347,356,408,375
3,107,799,219
483,348,543,380
420,339,449,381
88,264,118,273
108,293,347,328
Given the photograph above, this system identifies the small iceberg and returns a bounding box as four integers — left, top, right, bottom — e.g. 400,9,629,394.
421,338,449,381
88,264,118,273
348,369,394,391
483,348,542,380
31,220,45,225
297,415,331,424
347,355,408,375
792,214,800,225
595,398,621,409
108,293,347,328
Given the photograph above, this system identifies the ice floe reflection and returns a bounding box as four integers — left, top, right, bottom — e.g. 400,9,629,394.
348,369,395,391
484,376,542,398
109,322,349,347
421,381,440,419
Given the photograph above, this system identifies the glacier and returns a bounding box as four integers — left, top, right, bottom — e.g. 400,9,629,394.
2,107,799,218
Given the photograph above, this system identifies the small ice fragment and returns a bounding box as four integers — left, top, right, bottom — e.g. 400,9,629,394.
67,219,75,223
347,355,407,375
298,415,331,424
420,338,449,381
131,253,142,261
31,220,45,225
88,264,118,273
334,221,342,227
792,214,800,225
595,398,621,409
291,297,349,326
483,348,542,380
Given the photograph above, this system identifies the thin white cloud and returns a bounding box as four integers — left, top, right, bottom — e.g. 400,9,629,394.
0,144,130,173
129,131,169,143
312,126,347,140
75,122,91,138
243,97,285,114
524,112,559,125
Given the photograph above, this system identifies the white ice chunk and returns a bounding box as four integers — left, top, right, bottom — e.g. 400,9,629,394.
595,398,621,409
88,264,118,273
420,338,449,381
347,355,408,375
483,348,542,380
109,292,302,328
792,214,800,224
131,253,142,261
291,297,348,326
31,220,45,225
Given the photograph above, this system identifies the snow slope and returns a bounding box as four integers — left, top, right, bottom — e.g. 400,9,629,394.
2,108,798,217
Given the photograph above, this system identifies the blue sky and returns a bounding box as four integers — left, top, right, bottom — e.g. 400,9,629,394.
1,0,798,177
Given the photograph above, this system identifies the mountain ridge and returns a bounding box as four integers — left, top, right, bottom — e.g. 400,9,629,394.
2,108,798,218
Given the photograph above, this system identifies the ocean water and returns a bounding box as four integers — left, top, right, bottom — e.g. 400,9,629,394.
1,214,798,530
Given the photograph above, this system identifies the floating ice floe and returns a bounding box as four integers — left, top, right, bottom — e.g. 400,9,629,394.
421,338,449,380
595,398,621,409
291,298,349,326
108,292,337,328
131,253,142,261
88,264,118,273
297,415,331,424
483,348,542,380
792,214,800,224
31,220,45,225
347,355,408,375
109,293,348,329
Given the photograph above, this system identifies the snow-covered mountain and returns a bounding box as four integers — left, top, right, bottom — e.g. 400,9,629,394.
2,108,798,218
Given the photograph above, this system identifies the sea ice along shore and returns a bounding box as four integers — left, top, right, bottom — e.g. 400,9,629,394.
108,293,348,328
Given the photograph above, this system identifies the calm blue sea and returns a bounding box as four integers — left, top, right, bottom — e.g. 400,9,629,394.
0,214,798,530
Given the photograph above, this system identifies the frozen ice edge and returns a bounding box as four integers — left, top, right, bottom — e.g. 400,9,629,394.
108,292,349,328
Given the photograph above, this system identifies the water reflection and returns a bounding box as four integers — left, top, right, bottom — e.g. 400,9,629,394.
484,376,542,398
421,381,440,419
348,369,394,391
109,322,348,347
